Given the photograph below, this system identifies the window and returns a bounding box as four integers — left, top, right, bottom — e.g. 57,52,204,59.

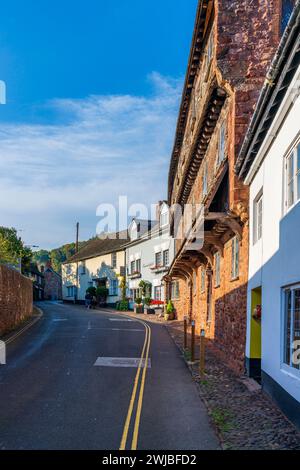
154,286,162,301
136,258,141,273
160,206,169,227
193,270,197,294
253,192,263,244
231,236,239,279
207,30,214,63
171,281,180,300
110,279,118,296
163,250,169,267
111,252,117,268
202,162,208,197
218,122,226,166
214,252,221,287
285,143,300,211
131,288,142,301
131,260,135,274
283,285,300,371
281,0,295,34
201,267,206,293
81,261,86,275
67,286,74,297
155,251,162,267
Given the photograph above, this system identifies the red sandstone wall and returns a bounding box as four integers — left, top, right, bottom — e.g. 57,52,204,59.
0,265,33,335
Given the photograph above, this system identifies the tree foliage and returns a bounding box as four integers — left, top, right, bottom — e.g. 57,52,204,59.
0,226,32,272
32,241,86,274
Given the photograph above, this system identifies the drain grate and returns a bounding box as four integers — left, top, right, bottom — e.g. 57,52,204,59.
94,357,151,368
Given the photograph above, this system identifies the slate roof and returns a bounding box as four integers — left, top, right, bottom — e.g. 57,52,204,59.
64,230,129,263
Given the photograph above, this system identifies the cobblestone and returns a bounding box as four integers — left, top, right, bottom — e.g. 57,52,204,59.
166,321,300,450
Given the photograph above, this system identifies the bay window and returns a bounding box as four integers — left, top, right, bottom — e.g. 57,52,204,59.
283,285,300,371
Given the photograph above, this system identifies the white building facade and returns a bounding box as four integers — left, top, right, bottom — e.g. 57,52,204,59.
62,235,128,306
126,204,175,308
236,6,300,428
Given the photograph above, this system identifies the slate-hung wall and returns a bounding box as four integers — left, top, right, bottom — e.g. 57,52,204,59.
167,0,283,374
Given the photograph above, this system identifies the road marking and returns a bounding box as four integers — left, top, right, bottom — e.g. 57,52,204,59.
52,319,68,322
109,319,134,322
119,319,151,451
94,357,151,368
5,313,43,345
131,323,151,450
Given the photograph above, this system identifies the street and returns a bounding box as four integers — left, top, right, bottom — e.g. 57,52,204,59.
0,302,219,450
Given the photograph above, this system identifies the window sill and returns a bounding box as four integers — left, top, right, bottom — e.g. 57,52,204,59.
230,276,239,282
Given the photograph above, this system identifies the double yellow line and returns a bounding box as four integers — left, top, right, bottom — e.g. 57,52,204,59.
119,319,151,451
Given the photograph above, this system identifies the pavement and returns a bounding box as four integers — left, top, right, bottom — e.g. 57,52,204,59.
0,302,219,450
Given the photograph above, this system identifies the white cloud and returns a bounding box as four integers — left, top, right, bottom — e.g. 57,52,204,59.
0,73,182,248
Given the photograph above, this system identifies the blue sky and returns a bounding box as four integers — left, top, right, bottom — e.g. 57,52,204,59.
0,0,197,248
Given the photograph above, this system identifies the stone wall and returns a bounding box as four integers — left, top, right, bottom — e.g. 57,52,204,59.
0,265,33,335
44,270,62,301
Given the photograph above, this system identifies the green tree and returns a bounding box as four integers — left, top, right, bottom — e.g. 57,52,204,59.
0,226,32,272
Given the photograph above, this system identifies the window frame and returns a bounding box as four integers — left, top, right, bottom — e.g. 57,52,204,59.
284,142,300,213
111,252,117,269
155,251,162,267
130,260,136,274
171,281,180,300
217,121,226,167
163,249,169,267
253,190,263,244
282,284,300,378
154,286,162,301
231,236,239,280
214,252,221,288
202,161,208,198
201,266,206,293
110,279,118,296
136,258,141,273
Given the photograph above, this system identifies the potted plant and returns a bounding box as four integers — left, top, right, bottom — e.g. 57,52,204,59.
165,300,175,321
134,297,144,314
144,297,155,314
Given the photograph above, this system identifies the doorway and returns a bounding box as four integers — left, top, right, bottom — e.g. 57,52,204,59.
249,287,262,382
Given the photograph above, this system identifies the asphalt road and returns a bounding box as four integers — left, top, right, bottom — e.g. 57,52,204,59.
0,302,219,450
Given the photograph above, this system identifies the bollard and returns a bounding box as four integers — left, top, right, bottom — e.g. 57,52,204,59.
184,317,188,350
191,320,195,362
199,329,206,376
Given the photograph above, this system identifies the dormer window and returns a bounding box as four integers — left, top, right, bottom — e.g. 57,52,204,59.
129,220,138,241
160,203,169,228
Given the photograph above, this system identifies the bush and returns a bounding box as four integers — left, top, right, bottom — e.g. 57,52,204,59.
135,297,142,305
86,287,96,297
117,299,129,311
96,286,109,299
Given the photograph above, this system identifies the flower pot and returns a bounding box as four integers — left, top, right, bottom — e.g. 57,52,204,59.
134,305,144,314
164,313,170,321
146,308,155,315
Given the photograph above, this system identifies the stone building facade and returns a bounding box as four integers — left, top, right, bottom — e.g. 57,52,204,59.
165,0,286,374
42,262,62,301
